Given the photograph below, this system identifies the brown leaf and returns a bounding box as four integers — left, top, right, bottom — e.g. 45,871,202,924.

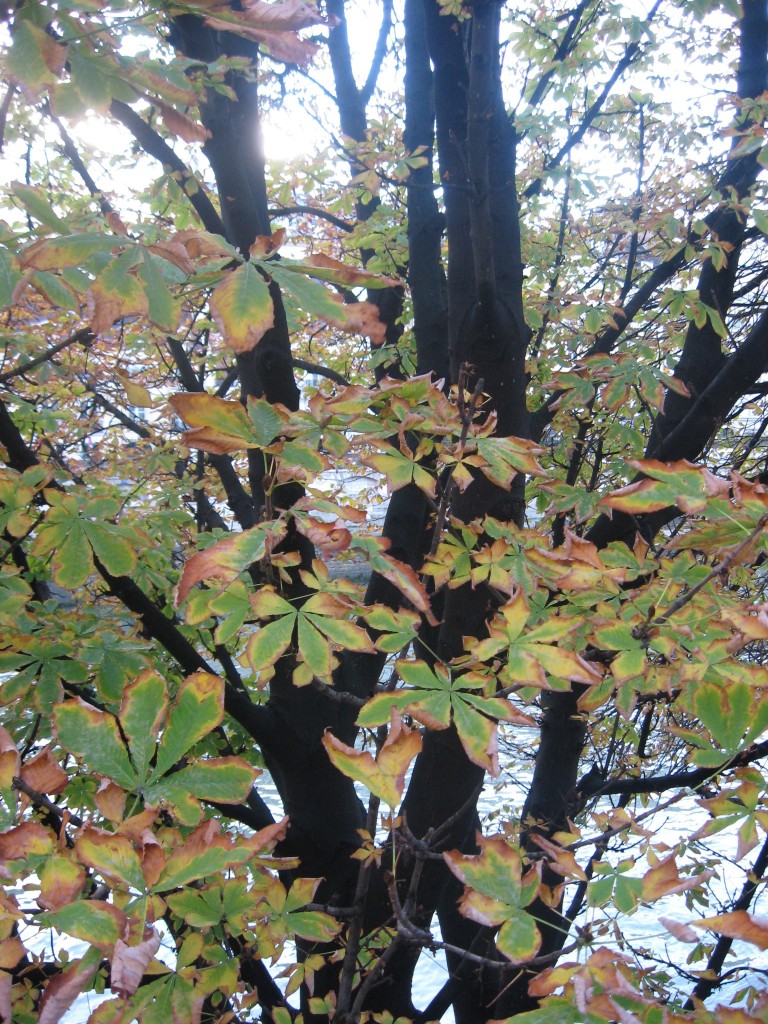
204,19,320,63
180,426,246,455
0,821,54,864
93,780,127,823
105,212,130,238
295,517,352,554
21,747,68,796
300,253,400,288
147,241,195,275
111,929,162,997
529,834,587,881
38,955,100,1024
250,229,285,258
692,910,768,950
238,0,330,30
172,230,233,261
330,299,387,346
155,100,211,144
660,917,699,943
641,854,714,901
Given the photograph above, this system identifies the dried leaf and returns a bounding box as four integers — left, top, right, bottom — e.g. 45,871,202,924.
111,929,162,997
155,100,211,143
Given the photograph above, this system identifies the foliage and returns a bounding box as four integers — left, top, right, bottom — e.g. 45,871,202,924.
1,1,768,1023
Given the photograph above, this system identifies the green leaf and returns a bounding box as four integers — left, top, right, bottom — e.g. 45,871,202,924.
20,233,122,272
54,699,138,790
75,828,146,891
496,910,541,962
209,262,274,352
6,21,59,91
297,615,334,681
82,521,136,578
248,396,289,447
152,673,224,780
139,253,179,331
694,681,752,754
244,613,295,674
270,263,346,322
11,183,69,233
42,900,127,954
0,251,20,309
70,50,113,112
149,757,257,804
120,671,167,783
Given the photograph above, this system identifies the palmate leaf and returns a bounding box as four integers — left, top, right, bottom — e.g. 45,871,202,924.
357,660,534,774
444,836,542,964
54,699,139,791
153,818,288,892
31,492,137,588
259,876,342,948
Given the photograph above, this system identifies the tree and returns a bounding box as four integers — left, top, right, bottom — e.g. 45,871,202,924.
2,0,768,1021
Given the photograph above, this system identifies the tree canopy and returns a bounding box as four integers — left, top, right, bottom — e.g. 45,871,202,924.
2,1,768,1022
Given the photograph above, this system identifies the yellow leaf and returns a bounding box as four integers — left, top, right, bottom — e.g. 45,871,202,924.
116,369,154,408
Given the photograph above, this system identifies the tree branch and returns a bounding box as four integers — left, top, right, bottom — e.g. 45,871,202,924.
109,99,226,237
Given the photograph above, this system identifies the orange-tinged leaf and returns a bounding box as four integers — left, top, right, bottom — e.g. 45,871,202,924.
529,835,587,881
331,299,388,346
349,535,437,624
224,0,331,31
175,522,283,605
601,460,730,515
0,937,23,971
38,948,101,1024
295,517,352,554
641,854,714,901
322,710,421,808
291,253,400,289
204,19,320,63
172,229,235,261
0,821,54,863
94,780,127,823
38,857,87,911
21,746,67,796
692,910,768,950
75,828,146,891
250,229,285,258
87,269,148,335
0,727,19,790
146,241,195,275
155,100,211,143
154,817,288,890
209,262,274,352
